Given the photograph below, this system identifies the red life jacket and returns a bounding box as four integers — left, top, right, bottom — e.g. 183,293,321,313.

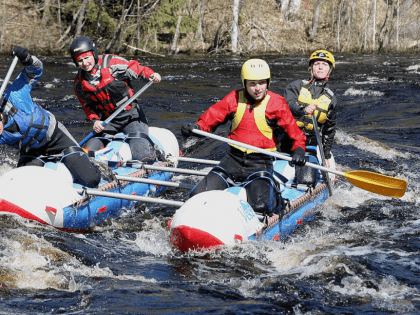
228,90,277,153
75,55,133,118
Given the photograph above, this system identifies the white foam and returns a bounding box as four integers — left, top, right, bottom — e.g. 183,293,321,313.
335,130,413,160
343,86,384,96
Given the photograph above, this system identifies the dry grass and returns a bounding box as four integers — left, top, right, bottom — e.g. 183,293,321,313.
0,0,60,54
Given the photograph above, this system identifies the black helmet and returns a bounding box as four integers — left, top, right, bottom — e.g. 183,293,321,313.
69,37,98,67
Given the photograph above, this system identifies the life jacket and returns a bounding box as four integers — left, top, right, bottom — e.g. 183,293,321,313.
75,55,133,118
296,86,333,133
0,99,50,151
229,90,277,154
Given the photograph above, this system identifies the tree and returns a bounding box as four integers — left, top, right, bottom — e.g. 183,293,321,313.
95,0,104,41
196,0,206,51
148,0,198,53
42,0,52,26
337,0,344,51
105,0,134,53
378,0,394,51
363,0,371,50
372,0,377,50
231,0,240,54
345,0,357,49
171,15,182,53
310,0,323,41
278,0,300,20
75,0,89,38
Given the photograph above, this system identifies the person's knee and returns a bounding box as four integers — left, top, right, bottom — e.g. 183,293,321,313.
17,156,44,167
129,138,156,163
62,153,101,188
190,172,229,197
83,138,105,151
246,179,281,215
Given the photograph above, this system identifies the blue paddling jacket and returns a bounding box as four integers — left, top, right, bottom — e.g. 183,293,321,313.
0,56,56,152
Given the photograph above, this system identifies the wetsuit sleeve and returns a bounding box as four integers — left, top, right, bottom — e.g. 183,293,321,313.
109,56,155,81
266,92,306,152
284,79,306,117
22,56,43,89
74,79,100,121
4,56,43,98
196,91,238,132
321,95,338,158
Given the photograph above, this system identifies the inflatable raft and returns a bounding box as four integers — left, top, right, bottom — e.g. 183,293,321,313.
0,127,180,232
169,145,338,252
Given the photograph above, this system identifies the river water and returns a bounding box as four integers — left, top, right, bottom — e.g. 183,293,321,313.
0,53,419,314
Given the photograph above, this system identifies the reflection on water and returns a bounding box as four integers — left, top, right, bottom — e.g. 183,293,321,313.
0,53,419,314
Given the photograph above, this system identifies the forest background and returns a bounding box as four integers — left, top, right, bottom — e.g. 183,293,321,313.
1,0,420,57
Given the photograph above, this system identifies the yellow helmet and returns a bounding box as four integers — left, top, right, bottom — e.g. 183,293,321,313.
241,59,271,87
309,50,335,68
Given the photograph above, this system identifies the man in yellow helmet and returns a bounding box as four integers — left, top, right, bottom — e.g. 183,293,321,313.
181,59,306,216
282,50,338,162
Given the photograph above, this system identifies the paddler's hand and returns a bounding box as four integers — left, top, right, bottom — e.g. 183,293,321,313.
149,73,161,83
324,149,332,160
290,147,306,166
181,123,200,137
93,120,105,133
305,104,317,115
11,46,32,66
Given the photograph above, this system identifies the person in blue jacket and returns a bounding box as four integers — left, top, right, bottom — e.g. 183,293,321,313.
0,46,101,188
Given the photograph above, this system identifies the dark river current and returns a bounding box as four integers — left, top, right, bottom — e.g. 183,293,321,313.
0,53,419,314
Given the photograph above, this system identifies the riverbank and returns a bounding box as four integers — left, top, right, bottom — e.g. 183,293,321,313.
1,0,419,56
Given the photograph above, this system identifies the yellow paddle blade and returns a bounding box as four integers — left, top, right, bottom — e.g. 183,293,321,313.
343,170,407,198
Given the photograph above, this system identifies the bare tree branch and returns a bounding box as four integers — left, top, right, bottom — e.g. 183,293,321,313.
251,22,281,53
123,43,165,57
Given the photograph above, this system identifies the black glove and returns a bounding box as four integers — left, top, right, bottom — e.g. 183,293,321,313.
11,46,32,66
324,150,332,159
181,123,200,137
290,147,306,166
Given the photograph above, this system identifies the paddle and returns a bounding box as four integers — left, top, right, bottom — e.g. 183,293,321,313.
79,80,154,146
178,156,220,165
0,56,19,97
192,129,407,198
311,115,333,196
114,175,194,189
123,162,208,176
74,187,184,207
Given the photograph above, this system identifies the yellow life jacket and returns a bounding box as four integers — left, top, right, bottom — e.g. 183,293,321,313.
229,91,276,153
296,86,333,133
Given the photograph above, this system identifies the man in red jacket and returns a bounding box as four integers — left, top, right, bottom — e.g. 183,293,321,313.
70,37,161,163
181,59,306,216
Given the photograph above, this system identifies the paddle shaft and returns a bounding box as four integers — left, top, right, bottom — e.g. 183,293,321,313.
79,81,154,146
193,129,345,176
192,129,407,197
115,175,195,189
0,56,19,97
124,162,208,176
178,156,220,165
311,115,333,196
75,188,184,207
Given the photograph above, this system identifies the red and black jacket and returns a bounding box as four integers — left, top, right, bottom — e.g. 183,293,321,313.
74,54,154,121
